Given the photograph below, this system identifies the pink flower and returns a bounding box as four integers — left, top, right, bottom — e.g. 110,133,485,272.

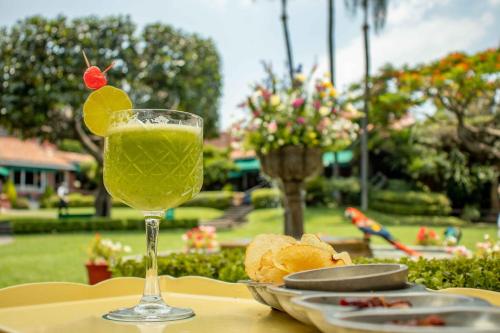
313,100,321,110
267,121,277,133
297,117,306,124
292,98,305,108
261,89,272,101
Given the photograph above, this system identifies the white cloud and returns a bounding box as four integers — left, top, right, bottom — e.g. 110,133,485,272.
324,9,495,91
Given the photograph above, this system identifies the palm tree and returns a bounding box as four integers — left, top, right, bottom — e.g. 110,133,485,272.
281,0,295,82
345,0,388,210
327,0,341,200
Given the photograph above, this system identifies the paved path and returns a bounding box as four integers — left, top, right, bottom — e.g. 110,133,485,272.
0,236,13,246
201,205,253,229
371,245,452,259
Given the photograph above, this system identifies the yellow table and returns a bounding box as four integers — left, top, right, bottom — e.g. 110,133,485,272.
0,276,498,333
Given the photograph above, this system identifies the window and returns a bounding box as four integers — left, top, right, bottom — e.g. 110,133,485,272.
13,170,21,185
25,171,34,186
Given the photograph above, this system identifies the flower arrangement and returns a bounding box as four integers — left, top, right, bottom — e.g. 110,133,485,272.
416,227,440,246
445,245,472,258
87,233,132,266
237,68,361,154
182,226,219,253
475,234,500,258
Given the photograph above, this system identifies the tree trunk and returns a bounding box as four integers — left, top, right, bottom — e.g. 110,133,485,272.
491,169,499,214
327,0,341,202
74,115,111,217
94,165,111,217
281,0,295,82
360,0,370,211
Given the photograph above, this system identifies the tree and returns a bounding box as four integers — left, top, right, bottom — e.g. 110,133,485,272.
347,49,499,215
327,0,341,183
0,15,222,216
203,145,237,190
345,0,389,210
398,48,500,213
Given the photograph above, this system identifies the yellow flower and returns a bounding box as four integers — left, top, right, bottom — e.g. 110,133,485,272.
308,131,317,139
320,91,327,98
270,95,281,106
329,87,337,97
322,81,333,89
295,74,306,82
319,106,330,116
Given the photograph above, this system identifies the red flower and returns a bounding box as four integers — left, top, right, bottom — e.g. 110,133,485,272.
292,98,305,108
313,100,321,110
261,89,272,101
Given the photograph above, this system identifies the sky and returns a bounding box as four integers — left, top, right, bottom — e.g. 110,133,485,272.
1,0,499,130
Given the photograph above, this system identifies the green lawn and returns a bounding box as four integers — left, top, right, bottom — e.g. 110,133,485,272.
0,206,223,221
0,207,496,288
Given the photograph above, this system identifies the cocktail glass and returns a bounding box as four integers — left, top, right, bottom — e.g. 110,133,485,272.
102,109,203,322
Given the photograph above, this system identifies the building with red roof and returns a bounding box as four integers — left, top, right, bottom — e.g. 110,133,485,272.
0,136,93,198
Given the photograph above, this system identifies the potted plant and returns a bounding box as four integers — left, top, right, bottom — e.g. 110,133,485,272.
237,68,360,238
182,226,219,253
86,233,131,285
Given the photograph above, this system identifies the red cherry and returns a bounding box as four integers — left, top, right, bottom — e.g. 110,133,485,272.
83,66,107,90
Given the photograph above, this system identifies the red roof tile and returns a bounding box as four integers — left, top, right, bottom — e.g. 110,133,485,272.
0,136,93,171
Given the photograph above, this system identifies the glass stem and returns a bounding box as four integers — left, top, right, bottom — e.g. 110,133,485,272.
141,211,163,302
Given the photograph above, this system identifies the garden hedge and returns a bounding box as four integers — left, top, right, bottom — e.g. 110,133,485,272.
41,191,233,210
306,176,360,206
8,217,198,234
113,249,500,291
370,190,452,216
251,188,281,209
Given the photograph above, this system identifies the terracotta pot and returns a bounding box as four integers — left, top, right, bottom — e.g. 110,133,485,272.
85,262,112,285
258,146,323,238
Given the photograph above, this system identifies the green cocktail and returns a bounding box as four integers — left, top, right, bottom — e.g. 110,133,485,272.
104,123,203,211
101,109,203,322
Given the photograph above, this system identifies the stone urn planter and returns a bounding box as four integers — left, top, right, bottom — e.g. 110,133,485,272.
258,146,323,238
85,262,112,285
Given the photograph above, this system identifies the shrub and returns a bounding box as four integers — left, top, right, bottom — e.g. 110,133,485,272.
354,256,500,291
385,179,414,192
182,191,233,210
460,205,481,222
306,176,360,206
2,179,17,204
113,249,500,291
370,190,451,216
42,193,95,208
113,248,247,282
12,197,30,209
8,217,198,234
251,188,281,209
40,186,55,208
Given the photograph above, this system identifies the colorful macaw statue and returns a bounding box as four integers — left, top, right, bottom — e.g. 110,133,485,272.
345,207,421,257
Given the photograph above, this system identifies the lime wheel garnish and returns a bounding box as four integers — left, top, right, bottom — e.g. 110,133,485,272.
81,51,133,136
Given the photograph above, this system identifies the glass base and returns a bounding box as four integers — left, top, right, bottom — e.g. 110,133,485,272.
103,296,195,322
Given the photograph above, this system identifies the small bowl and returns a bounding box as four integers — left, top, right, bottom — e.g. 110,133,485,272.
324,307,500,333
284,264,408,292
291,292,491,329
267,283,426,325
238,280,284,311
